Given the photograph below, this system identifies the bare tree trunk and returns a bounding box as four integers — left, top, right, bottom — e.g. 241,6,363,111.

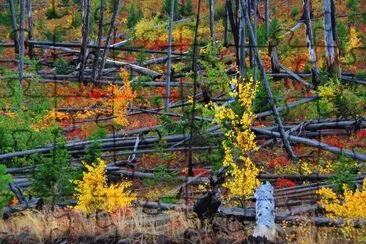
242,0,297,159
165,0,175,112
97,0,121,80
188,0,202,177
303,0,319,87
226,0,239,66
247,0,253,68
26,0,34,59
209,0,215,41
79,0,91,84
253,0,257,81
269,45,280,81
331,0,340,77
253,183,275,241
224,6,229,46
239,0,246,77
323,0,337,76
265,0,269,41
18,0,25,86
8,0,19,55
91,0,104,82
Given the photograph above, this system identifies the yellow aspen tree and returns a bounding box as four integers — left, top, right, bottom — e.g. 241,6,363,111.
73,159,136,214
212,76,260,199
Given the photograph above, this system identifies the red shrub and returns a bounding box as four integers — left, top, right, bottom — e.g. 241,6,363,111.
355,129,366,138
275,178,297,188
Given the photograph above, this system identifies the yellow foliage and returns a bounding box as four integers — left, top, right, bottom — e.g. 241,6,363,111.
104,69,136,126
73,159,136,214
134,18,162,42
31,109,70,131
318,83,336,100
213,76,260,199
316,178,366,219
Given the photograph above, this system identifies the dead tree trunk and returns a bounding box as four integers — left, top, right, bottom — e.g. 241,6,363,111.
303,0,320,87
209,0,215,41
265,0,269,41
253,182,276,242
8,0,19,54
97,0,121,80
239,0,246,77
91,0,105,82
79,0,91,84
330,0,340,76
18,0,25,86
323,0,337,76
188,0,202,177
224,6,229,46
226,0,240,66
26,0,34,59
252,0,257,81
165,0,175,112
242,0,297,159
269,45,280,81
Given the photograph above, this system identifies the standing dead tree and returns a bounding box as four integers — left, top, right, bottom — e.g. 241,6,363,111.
209,0,215,42
91,0,105,82
303,0,320,87
323,0,339,77
26,0,34,59
97,0,121,80
165,0,175,112
8,0,19,54
79,0,91,84
241,0,297,159
18,0,25,86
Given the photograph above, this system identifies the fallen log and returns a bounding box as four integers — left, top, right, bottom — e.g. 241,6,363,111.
251,127,366,161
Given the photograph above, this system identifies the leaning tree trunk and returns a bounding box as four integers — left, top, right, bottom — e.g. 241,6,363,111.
8,0,19,55
97,0,121,80
242,0,297,159
79,0,91,84
91,0,105,82
226,0,239,66
303,0,320,87
252,0,257,81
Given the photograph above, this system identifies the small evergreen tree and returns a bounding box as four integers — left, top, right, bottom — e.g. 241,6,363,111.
32,129,75,208
0,165,12,215
162,0,179,18
180,0,193,17
84,127,106,165
127,3,143,29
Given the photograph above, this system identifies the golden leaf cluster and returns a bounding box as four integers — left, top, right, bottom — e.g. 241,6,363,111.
213,77,260,199
103,69,137,127
73,159,136,214
316,178,366,219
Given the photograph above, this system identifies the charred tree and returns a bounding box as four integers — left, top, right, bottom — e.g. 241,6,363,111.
79,0,91,84
91,0,105,83
242,0,297,159
97,0,121,80
303,0,320,87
